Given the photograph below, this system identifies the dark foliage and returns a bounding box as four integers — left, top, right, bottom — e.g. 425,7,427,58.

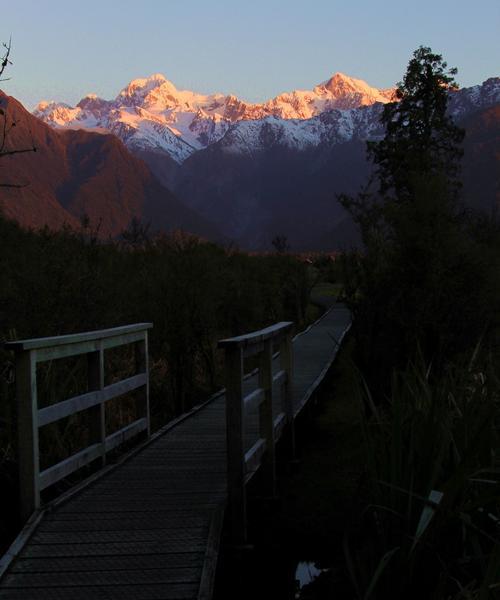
368,46,464,202
336,47,500,598
340,47,500,389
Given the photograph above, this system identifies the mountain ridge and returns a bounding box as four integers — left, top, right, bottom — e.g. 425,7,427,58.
33,72,396,162
34,73,500,165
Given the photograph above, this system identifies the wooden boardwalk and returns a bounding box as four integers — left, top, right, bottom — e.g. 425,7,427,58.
0,302,350,600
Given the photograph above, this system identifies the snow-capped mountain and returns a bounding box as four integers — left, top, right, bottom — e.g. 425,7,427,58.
34,73,500,166
33,72,395,163
215,104,385,156
448,77,500,116
204,78,500,158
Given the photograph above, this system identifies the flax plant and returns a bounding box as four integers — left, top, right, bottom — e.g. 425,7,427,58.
345,352,500,599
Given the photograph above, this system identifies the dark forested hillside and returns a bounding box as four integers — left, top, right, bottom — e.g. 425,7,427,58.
461,104,500,213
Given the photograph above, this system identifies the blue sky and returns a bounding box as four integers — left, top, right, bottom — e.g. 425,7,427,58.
4,0,500,108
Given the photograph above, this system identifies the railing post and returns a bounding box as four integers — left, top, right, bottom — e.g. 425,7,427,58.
224,346,246,544
16,349,39,522
135,331,150,437
280,331,295,456
258,339,276,497
87,343,105,466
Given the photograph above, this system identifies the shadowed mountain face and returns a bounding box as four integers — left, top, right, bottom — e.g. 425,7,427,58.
173,138,370,250
172,104,500,250
0,92,222,240
461,104,500,214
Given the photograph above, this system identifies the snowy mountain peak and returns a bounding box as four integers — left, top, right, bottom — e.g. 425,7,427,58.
33,72,499,164
321,71,357,86
315,72,393,106
119,74,175,101
35,99,68,112
76,94,111,113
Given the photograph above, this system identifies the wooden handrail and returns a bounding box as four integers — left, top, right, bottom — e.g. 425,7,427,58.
218,321,292,349
5,323,152,522
218,321,294,543
6,323,153,351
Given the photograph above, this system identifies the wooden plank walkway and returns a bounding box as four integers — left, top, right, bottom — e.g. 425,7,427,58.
0,303,351,600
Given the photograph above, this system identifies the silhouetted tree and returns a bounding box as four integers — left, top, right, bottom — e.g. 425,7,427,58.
120,217,151,249
369,46,464,203
340,47,488,389
271,234,290,253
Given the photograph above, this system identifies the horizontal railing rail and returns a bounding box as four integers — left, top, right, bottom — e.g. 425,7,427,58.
218,321,293,543
5,323,153,521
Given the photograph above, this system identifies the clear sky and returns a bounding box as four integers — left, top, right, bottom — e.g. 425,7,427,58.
3,0,500,109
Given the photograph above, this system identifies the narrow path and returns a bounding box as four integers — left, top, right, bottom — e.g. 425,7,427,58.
0,303,350,600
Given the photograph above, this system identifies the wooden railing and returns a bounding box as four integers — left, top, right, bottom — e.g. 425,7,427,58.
5,323,153,521
218,321,293,542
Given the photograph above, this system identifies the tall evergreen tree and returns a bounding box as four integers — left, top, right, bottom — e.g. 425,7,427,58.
369,46,464,204
340,47,486,389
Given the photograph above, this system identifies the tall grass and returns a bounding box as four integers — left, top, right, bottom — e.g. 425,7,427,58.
345,352,500,599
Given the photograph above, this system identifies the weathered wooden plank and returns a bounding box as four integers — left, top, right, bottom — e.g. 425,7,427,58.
244,438,266,474
54,499,225,514
272,369,286,387
242,387,264,412
77,483,225,497
223,345,246,543
39,443,103,490
37,516,208,532
31,526,208,545
258,339,276,496
10,553,204,573
43,508,209,521
67,489,226,502
135,331,151,436
273,412,287,441
105,417,148,452
82,472,225,486
198,506,225,600
0,583,198,600
2,566,202,587
38,374,147,427
15,351,39,522
23,539,208,558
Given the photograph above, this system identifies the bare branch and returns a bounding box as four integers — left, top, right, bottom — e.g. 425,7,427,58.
0,37,12,79
0,37,37,191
